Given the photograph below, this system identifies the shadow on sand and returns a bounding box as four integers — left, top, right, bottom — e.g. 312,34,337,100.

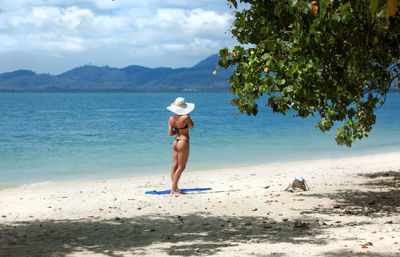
1,212,339,256
301,169,400,217
1,169,399,256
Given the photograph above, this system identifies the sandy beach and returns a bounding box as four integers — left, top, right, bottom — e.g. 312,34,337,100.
1,152,400,256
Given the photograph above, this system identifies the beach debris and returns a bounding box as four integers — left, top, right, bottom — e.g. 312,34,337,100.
361,242,373,248
137,208,141,210
165,233,174,239
128,198,135,200
1,215,6,218
115,217,120,221
177,216,184,223
252,208,258,211
285,176,310,192
264,185,270,189
344,209,353,214
282,218,289,222
294,220,309,230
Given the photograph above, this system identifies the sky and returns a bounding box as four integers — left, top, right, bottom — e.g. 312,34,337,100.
0,0,239,74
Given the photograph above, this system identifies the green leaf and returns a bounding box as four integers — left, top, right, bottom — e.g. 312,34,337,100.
370,0,387,16
289,0,298,8
230,0,238,9
278,60,285,70
278,79,286,85
219,48,229,58
285,85,295,92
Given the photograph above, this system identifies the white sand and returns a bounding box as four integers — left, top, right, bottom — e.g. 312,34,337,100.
1,152,400,257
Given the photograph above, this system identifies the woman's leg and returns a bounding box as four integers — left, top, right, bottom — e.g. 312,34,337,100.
171,140,178,185
171,141,189,195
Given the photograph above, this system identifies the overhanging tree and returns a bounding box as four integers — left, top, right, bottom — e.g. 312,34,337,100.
218,0,400,146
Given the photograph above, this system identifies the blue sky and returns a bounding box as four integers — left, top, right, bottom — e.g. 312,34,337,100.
0,0,238,74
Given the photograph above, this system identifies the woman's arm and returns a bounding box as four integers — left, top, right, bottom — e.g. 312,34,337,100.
186,115,194,129
168,117,176,136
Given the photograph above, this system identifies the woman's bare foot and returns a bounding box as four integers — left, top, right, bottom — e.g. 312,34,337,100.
170,190,185,195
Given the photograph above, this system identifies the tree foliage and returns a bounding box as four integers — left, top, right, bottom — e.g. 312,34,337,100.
219,0,400,146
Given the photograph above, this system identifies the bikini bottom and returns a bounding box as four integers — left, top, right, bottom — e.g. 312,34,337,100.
175,138,189,144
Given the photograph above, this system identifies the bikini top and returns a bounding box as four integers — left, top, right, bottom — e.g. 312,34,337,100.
174,124,188,135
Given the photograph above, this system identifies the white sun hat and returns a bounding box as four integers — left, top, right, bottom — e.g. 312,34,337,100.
167,97,195,115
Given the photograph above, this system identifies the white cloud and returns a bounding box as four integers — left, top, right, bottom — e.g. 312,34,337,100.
0,0,237,73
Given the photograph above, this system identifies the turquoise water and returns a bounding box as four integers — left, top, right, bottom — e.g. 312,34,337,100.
1,92,399,185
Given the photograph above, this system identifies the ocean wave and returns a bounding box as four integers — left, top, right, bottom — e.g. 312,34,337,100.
22,181,57,187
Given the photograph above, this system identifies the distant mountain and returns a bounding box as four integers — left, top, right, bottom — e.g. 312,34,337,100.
0,54,233,92
2,55,397,92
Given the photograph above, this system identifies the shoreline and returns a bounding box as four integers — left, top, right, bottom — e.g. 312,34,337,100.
3,149,400,189
1,152,400,256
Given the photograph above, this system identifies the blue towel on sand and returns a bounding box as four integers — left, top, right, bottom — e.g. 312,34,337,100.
145,188,212,195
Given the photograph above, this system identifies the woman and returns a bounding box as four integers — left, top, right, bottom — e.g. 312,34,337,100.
167,97,195,195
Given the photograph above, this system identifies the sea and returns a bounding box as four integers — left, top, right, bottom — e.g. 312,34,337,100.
1,92,399,186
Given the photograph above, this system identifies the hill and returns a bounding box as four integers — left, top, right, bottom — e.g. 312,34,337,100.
0,54,232,92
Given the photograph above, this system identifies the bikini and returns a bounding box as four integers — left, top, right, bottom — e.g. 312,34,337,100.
174,124,189,144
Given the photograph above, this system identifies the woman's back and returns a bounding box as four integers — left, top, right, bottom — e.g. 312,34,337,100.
169,114,193,139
